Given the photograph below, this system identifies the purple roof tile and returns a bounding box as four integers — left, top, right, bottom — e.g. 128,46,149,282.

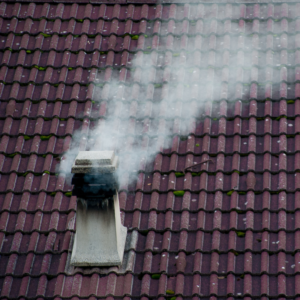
1,1,300,299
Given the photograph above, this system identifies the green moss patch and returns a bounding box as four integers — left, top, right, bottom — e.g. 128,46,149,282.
173,191,185,197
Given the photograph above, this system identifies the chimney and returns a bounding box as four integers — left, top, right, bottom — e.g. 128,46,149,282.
70,151,127,267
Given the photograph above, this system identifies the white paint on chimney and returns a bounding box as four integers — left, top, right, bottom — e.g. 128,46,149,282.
71,151,118,174
71,193,127,266
70,151,127,267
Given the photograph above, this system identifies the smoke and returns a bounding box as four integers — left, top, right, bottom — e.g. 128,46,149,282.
59,3,290,187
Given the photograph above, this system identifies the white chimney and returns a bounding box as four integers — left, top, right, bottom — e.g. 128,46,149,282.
70,151,127,267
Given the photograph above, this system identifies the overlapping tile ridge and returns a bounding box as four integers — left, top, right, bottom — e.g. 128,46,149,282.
1,1,300,300
0,0,299,4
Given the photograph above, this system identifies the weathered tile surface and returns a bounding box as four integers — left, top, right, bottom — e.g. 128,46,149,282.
1,1,300,299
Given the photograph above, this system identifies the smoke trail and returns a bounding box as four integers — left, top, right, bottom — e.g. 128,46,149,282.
59,3,289,187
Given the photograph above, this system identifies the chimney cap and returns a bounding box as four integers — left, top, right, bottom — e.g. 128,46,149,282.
71,151,118,174
75,151,115,165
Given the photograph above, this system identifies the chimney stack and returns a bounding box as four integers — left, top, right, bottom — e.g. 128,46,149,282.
70,151,127,267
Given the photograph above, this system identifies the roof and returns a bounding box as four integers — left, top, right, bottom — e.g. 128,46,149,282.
1,0,300,299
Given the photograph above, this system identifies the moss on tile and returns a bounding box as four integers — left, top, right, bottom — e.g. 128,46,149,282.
40,33,52,38
34,65,46,71
175,172,184,178
40,135,52,141
275,115,287,121
191,172,203,176
173,190,184,197
227,190,234,196
236,231,246,237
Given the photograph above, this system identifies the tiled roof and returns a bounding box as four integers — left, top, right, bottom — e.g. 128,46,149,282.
1,1,300,299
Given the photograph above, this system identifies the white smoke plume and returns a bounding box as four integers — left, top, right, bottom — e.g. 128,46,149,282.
59,3,290,187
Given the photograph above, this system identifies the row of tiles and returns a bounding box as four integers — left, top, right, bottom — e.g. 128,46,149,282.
0,2,296,22
2,64,300,85
1,169,300,192
0,15,298,37
1,271,300,298
0,82,296,102
2,116,300,136
1,49,299,69
0,190,300,213
1,32,299,54
1,99,299,119
0,113,300,135
0,135,300,158
1,210,299,239
0,97,298,125
2,152,300,174
0,189,299,231
1,250,300,277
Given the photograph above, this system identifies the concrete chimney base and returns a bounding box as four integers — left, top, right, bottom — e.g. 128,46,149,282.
71,193,127,267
